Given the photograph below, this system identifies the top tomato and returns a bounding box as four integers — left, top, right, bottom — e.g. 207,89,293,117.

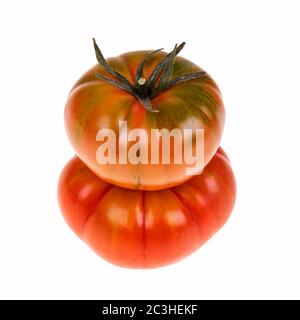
64,40,225,190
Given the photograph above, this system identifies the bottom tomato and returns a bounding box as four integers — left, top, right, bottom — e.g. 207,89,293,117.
58,148,236,268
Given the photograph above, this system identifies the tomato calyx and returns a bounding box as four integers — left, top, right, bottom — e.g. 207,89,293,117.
92,39,206,112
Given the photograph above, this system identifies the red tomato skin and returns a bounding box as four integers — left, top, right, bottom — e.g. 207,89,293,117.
65,50,225,191
58,148,236,268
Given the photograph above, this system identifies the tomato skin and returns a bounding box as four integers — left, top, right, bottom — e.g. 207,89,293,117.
58,148,236,268
65,50,225,190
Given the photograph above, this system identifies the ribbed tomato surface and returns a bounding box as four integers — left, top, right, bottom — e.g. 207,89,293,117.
58,148,235,268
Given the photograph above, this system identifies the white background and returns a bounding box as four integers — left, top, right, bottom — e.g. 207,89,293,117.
0,0,299,299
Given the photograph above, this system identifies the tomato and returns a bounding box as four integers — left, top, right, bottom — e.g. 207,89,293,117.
57,148,236,268
64,40,225,190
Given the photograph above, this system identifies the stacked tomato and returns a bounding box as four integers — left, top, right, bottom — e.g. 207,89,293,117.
58,40,236,268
